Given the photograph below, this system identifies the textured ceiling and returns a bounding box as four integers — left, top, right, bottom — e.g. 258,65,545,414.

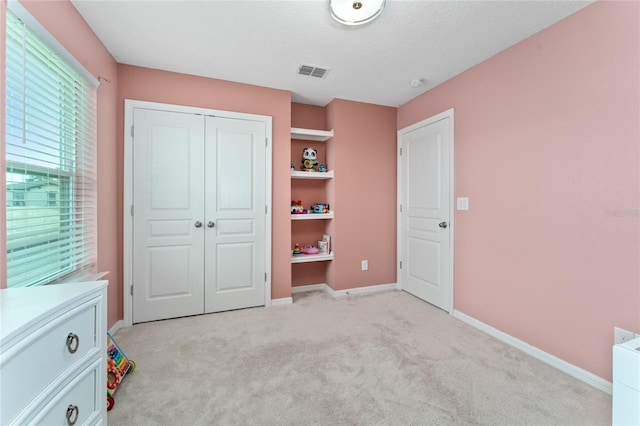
71,0,593,107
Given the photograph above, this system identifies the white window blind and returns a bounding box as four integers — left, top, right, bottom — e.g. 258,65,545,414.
5,8,97,288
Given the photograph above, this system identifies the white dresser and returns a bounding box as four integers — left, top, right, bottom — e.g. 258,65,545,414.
613,336,640,425
0,281,108,425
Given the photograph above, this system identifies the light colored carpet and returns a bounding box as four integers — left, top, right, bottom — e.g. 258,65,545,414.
108,290,611,425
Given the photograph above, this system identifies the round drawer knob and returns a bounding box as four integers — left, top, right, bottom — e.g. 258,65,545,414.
66,405,79,425
66,333,79,354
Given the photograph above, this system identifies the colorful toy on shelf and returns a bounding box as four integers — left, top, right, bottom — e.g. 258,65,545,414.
302,147,318,171
106,332,135,411
301,244,320,255
291,200,305,214
311,203,330,214
293,243,301,255
318,164,327,172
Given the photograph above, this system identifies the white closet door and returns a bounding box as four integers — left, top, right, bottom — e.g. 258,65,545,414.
132,109,206,323
204,117,266,313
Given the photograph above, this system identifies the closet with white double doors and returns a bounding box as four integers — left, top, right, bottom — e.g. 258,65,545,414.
128,103,271,323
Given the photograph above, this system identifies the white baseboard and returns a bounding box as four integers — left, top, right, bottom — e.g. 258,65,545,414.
109,319,125,335
291,284,327,294
453,310,612,395
328,283,398,298
270,297,293,306
290,283,398,299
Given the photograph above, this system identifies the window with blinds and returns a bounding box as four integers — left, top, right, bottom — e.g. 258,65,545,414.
5,9,97,288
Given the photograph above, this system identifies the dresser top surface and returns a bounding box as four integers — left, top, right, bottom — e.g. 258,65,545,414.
1,281,107,349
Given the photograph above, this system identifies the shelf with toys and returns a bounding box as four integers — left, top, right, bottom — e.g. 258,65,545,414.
291,212,334,220
291,234,332,264
291,170,334,179
291,252,334,264
291,200,332,220
291,126,334,267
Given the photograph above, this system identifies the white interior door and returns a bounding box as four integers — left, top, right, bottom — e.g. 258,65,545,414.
204,117,266,313
131,108,268,323
132,108,206,323
398,111,453,312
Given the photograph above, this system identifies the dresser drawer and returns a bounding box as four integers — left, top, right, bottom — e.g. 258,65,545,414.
30,359,101,426
1,299,98,423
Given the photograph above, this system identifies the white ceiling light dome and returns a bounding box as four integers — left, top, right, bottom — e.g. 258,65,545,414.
330,0,386,26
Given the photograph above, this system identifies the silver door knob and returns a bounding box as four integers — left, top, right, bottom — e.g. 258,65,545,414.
207,221,215,228
438,222,448,228
194,221,203,228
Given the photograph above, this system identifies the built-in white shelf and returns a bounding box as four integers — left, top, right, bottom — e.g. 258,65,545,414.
291,212,334,220
291,127,334,142
291,252,334,264
291,170,334,179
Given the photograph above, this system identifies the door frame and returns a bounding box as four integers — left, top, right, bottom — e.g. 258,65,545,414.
123,99,273,327
396,108,455,313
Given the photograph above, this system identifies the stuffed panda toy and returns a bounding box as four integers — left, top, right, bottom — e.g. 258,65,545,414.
302,147,318,171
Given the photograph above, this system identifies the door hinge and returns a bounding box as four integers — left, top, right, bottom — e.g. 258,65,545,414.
400,204,402,213
264,272,267,282
130,285,133,296
400,261,403,269
130,205,134,216
130,125,134,137
265,205,268,214
265,137,269,147
400,147,403,156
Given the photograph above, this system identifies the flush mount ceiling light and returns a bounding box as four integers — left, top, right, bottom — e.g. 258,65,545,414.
330,0,385,26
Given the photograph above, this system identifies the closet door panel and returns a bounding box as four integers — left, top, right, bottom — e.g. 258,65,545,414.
204,117,266,313
132,109,206,323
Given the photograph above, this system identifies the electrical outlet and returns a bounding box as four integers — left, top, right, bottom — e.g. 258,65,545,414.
361,260,368,271
614,327,636,345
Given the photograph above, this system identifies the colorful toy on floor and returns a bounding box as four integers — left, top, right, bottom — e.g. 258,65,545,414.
106,332,136,411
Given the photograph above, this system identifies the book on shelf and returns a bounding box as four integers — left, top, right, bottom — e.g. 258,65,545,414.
322,234,332,254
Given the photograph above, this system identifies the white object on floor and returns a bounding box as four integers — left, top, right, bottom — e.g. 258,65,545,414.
613,336,640,425
0,281,108,425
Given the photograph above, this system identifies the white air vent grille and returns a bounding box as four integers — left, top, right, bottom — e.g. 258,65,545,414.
298,64,330,79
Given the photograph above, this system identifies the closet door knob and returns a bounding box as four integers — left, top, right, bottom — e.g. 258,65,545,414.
207,221,215,228
438,222,448,229
194,221,203,228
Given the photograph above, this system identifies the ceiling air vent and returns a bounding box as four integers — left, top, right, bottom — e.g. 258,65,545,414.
297,64,330,79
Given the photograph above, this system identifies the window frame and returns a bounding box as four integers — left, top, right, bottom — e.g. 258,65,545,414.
5,1,99,288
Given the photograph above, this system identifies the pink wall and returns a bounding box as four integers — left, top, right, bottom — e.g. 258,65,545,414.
116,65,292,302
398,1,640,381
0,1,121,328
291,102,326,130
327,99,397,291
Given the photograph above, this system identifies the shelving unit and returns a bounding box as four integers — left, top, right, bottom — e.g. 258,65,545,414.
291,127,334,265
291,170,334,179
291,212,334,220
291,252,334,264
291,127,333,142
